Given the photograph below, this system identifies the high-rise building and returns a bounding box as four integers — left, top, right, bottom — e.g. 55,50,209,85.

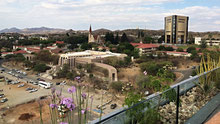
164,15,189,44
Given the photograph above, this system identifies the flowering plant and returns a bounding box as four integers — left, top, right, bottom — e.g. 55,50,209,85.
40,76,96,124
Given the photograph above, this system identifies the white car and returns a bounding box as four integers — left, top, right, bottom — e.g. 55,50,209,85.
29,89,38,93
18,84,25,88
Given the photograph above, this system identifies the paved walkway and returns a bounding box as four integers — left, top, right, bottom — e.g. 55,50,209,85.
206,111,220,124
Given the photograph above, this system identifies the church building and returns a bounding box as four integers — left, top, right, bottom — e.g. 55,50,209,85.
88,25,101,43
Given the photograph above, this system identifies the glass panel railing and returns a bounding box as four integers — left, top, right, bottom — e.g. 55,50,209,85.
90,67,220,124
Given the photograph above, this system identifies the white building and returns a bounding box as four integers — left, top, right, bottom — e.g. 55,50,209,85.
40,36,48,41
195,37,202,45
194,37,220,46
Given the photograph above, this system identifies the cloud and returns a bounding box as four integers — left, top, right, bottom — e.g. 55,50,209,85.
0,0,219,32
164,6,220,31
214,21,220,25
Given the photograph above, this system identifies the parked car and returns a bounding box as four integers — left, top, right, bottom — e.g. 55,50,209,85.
60,81,66,85
33,82,38,85
26,87,33,91
56,82,61,85
29,89,38,93
18,84,25,88
0,94,4,98
1,98,8,103
23,72,27,76
110,103,117,109
37,78,45,81
18,76,23,79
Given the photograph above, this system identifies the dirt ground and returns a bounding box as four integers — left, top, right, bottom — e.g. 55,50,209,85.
177,60,199,70
2,99,51,124
118,66,141,83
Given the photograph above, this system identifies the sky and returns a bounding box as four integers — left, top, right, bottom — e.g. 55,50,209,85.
0,0,220,32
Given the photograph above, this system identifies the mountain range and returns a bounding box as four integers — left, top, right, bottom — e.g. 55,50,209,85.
0,27,66,34
0,27,219,39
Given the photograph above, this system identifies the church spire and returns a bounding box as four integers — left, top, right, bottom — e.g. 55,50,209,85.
89,24,92,33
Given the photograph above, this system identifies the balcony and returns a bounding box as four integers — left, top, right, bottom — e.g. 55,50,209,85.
91,67,220,124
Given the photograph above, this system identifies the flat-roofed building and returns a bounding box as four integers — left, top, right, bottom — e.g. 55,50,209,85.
58,50,127,81
165,15,189,44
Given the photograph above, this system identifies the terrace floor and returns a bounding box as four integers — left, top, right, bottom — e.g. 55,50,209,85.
205,106,220,124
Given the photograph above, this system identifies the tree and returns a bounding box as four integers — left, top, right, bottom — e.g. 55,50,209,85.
66,71,77,80
144,35,154,43
140,62,160,76
114,33,119,45
187,46,196,53
33,63,51,72
81,43,92,50
105,32,115,44
117,42,134,56
158,45,166,51
176,48,184,52
200,40,207,49
165,47,174,51
158,35,165,43
190,50,198,60
57,64,70,78
35,50,53,63
121,33,129,43
110,81,123,92
208,33,213,46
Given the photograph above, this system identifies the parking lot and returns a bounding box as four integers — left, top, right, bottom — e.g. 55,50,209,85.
0,77,50,109
0,65,124,123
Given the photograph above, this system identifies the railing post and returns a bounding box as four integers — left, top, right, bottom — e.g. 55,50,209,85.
176,85,180,124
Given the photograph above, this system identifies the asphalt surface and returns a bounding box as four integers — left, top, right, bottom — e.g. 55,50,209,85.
173,68,193,82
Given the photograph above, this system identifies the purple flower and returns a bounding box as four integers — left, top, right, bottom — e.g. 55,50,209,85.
90,95,94,100
82,93,87,99
56,90,61,97
50,104,57,109
60,97,75,111
143,71,147,76
75,76,80,81
81,109,86,114
51,87,56,94
60,122,68,124
68,86,76,94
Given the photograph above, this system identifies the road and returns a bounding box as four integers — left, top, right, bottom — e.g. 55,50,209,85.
173,68,193,83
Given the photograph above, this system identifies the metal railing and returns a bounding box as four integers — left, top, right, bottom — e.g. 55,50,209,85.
90,67,220,124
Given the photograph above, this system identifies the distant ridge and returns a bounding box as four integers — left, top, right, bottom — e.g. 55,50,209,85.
0,27,66,34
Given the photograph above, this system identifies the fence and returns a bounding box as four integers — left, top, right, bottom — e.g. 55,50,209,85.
90,67,220,124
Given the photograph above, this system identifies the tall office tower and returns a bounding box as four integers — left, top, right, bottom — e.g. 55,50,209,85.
164,15,189,44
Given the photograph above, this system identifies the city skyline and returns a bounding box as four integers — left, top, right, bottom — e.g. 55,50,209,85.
0,0,220,32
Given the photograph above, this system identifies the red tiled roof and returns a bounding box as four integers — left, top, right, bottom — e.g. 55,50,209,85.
198,53,203,55
13,50,28,54
27,48,40,53
166,51,189,55
2,52,13,54
136,44,159,49
16,46,25,48
43,48,51,50
164,45,178,49
130,42,143,46
56,41,64,44
51,48,62,54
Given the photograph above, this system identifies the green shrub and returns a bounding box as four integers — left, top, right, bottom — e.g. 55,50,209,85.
33,63,51,72
187,46,196,53
140,62,160,76
110,81,123,92
176,48,184,52
150,79,161,92
135,75,150,91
